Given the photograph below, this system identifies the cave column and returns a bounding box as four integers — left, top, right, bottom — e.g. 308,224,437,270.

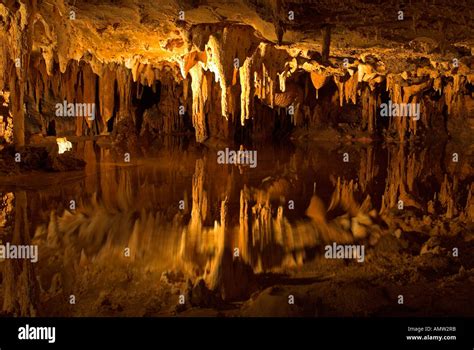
322,25,331,63
7,2,35,149
10,67,25,148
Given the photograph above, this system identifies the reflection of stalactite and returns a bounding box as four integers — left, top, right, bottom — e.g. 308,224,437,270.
380,144,423,213
439,174,457,219
251,195,273,268
190,158,208,231
328,178,360,216
9,142,470,309
239,187,251,263
2,191,39,316
0,192,14,231
465,184,474,220
358,146,378,192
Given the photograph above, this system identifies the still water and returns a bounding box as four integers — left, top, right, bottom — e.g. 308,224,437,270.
0,137,470,315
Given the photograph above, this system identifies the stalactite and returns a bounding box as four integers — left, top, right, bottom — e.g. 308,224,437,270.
99,64,116,131
310,71,328,99
115,65,133,123
81,63,97,133
358,62,377,83
334,75,345,107
361,86,377,133
344,72,359,105
465,184,474,220
239,43,291,126
3,2,34,148
189,65,209,142
205,35,228,119
9,65,26,148
385,74,405,140
180,50,207,79
0,92,13,145
239,56,253,126
142,75,184,135
0,39,8,91
0,1,472,147
137,63,155,87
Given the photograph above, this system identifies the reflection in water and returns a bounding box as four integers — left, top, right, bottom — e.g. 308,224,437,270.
0,139,472,315
2,191,39,316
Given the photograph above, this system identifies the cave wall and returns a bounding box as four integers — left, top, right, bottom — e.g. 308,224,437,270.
0,0,473,145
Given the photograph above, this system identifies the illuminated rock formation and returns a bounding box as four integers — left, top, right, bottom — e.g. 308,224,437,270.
0,0,470,145
0,0,472,318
